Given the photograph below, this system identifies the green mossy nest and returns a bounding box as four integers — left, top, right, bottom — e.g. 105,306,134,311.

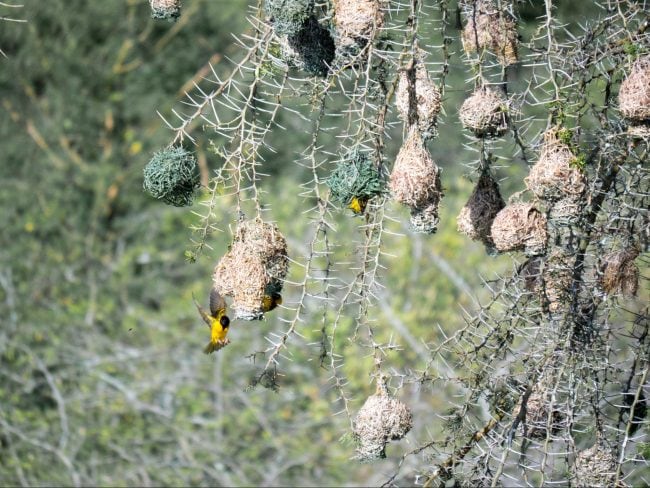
326,150,385,213
265,0,314,36
143,147,200,207
287,16,335,77
150,0,181,21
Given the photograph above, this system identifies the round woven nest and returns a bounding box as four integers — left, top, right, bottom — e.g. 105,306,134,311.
142,146,200,207
491,202,548,256
150,0,181,20
333,0,384,62
326,150,385,212
619,56,650,122
457,171,505,246
395,57,442,137
213,219,289,320
286,16,335,77
601,248,639,298
516,384,565,441
525,128,586,202
571,442,620,488
459,86,509,138
352,379,412,461
390,128,442,209
461,1,518,66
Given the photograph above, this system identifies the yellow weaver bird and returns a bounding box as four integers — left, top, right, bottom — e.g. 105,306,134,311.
347,196,368,215
193,288,231,354
261,292,282,313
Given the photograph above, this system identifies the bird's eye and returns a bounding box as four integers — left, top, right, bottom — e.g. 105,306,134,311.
220,316,230,328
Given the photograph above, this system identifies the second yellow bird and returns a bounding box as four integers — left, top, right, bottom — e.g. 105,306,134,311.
193,288,231,354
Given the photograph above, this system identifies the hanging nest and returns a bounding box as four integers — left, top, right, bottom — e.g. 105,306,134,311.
333,0,384,63
390,129,443,234
461,0,518,66
571,442,620,488
516,384,565,440
395,58,442,137
326,150,386,215
525,128,586,202
457,171,505,247
352,378,412,461
459,86,509,138
541,249,575,314
265,0,314,36
150,0,181,20
619,56,650,123
143,146,200,207
286,16,336,77
491,202,547,256
601,248,639,298
213,219,289,320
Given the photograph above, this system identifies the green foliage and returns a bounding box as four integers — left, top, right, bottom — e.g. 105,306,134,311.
326,150,386,208
264,0,314,36
143,146,200,206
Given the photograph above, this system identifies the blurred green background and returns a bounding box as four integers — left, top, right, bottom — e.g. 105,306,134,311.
0,1,606,486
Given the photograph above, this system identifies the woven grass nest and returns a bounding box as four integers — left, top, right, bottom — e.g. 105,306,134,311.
461,1,518,66
333,0,384,63
571,442,620,488
619,56,650,123
264,0,313,36
395,58,442,137
150,0,181,20
143,146,200,207
457,171,505,247
352,378,412,461
517,384,565,441
541,249,575,314
213,219,289,320
459,86,509,138
601,248,639,298
491,202,547,256
390,128,443,234
525,128,586,203
326,150,385,215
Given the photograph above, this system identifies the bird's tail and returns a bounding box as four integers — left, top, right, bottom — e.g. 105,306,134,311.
204,341,217,354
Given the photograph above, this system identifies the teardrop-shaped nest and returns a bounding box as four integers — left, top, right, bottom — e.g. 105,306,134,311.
601,248,639,298
459,86,509,138
333,0,384,62
213,219,289,320
491,202,547,256
619,56,650,122
457,171,505,246
461,0,518,66
390,128,442,209
395,59,442,137
409,200,441,234
515,383,566,441
525,128,586,202
571,442,620,488
352,381,412,461
150,0,181,20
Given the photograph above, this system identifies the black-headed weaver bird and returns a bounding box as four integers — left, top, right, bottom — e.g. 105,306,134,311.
261,292,282,313
347,196,369,215
193,288,231,354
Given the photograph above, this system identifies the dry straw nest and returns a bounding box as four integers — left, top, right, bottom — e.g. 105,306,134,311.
549,196,582,225
571,442,620,488
517,384,566,440
457,171,505,246
333,0,384,61
491,202,547,256
525,128,586,202
390,129,443,233
601,248,639,298
459,86,509,138
461,1,518,66
395,59,442,137
619,56,650,122
213,219,289,320
352,379,412,461
541,249,575,314
149,0,181,20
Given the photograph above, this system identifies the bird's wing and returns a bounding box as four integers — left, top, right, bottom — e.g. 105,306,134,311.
209,287,227,318
192,293,213,328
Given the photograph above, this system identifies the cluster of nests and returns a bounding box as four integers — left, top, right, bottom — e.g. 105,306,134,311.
571,441,622,488
213,219,289,320
459,85,510,138
619,56,650,138
461,0,519,66
390,128,444,234
149,0,181,21
352,377,412,461
143,146,200,207
265,0,383,76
